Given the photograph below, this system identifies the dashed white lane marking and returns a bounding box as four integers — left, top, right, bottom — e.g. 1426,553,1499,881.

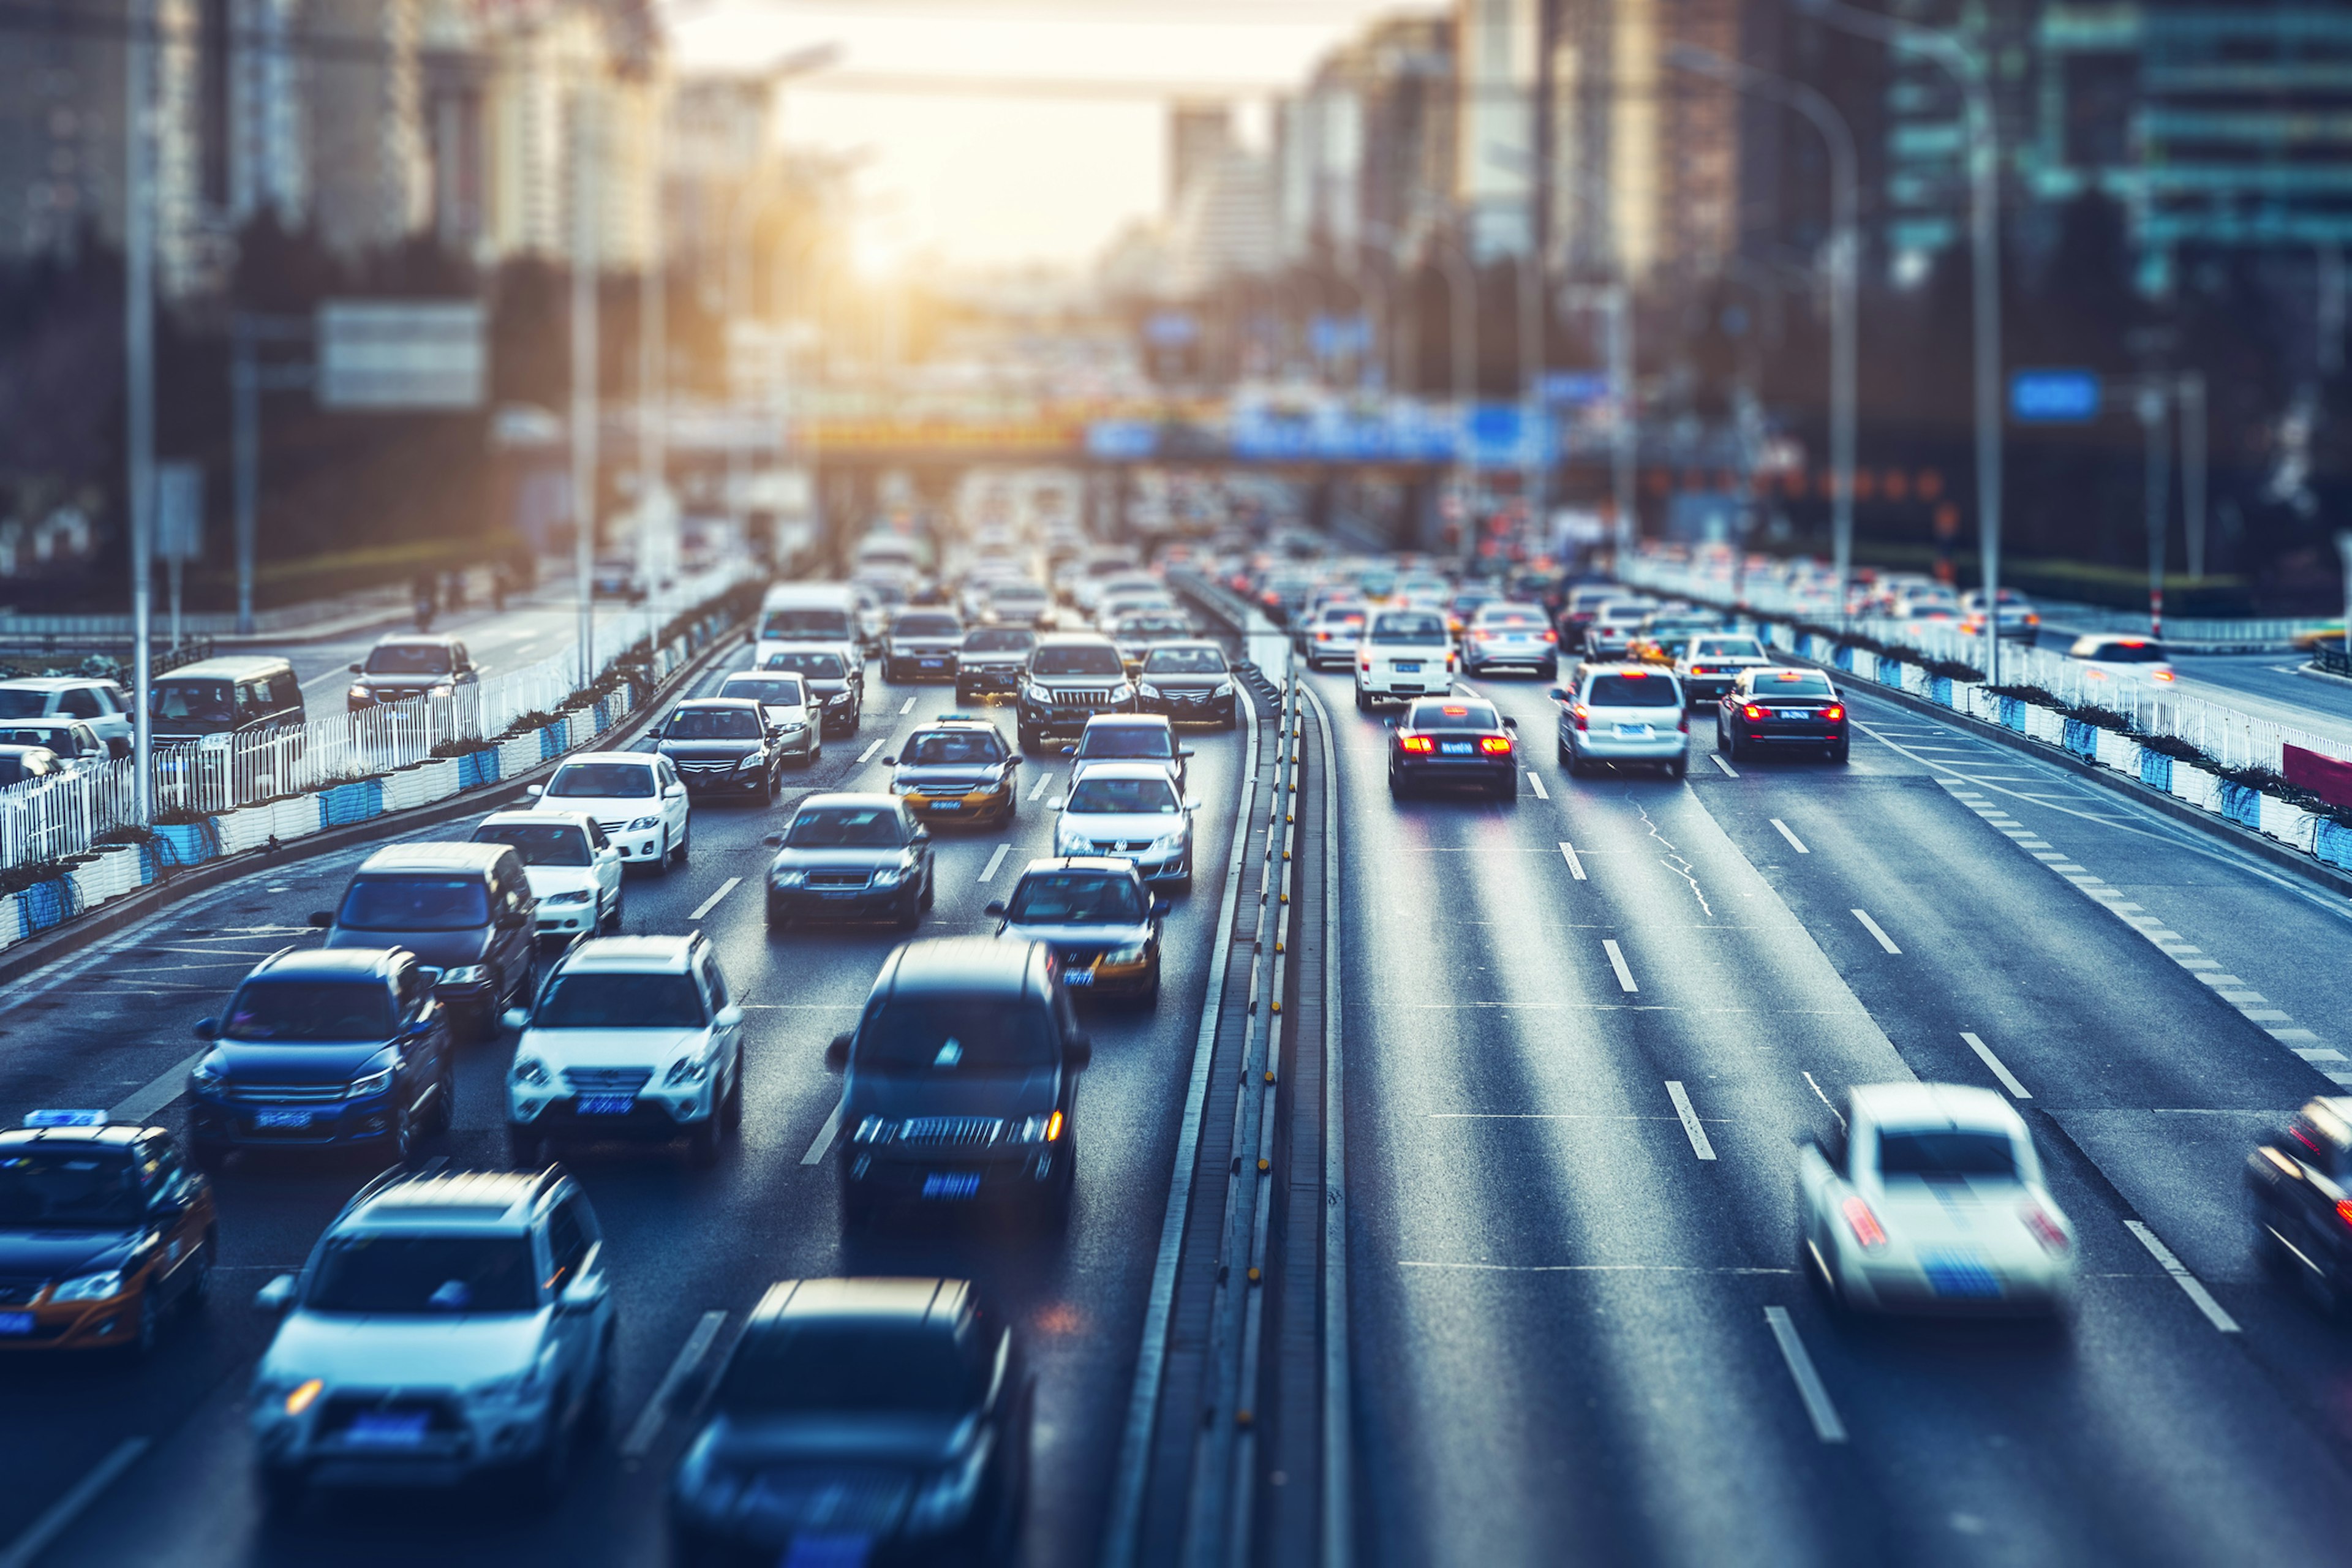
1763,1307,1848,1443
1665,1081,1716,1160
978,843,1011,883
0,1435,149,1568
112,1050,206,1126
1709,753,1739,778
899,696,916,715
2125,1220,2241,1333
620,1310,730,1460
1526,770,1549,800
1961,1031,2032,1099
801,1097,846,1166
857,737,888,764
1558,841,1588,881
1770,818,1809,854
1027,769,1054,802
1602,938,1637,992
1850,909,1901,954
688,876,741,921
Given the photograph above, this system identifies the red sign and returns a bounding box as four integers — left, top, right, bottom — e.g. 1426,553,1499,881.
2284,744,2352,813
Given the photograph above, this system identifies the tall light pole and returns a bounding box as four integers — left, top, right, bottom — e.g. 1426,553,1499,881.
126,0,156,816
571,80,601,688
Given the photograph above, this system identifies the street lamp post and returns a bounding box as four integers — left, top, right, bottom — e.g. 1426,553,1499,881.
126,0,156,816
571,81,602,689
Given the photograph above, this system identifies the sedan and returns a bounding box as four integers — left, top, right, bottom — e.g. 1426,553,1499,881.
2248,1097,2352,1311
655,699,784,802
1717,669,1849,764
1387,698,1518,802
989,858,1167,1004
1458,603,1558,676
1136,642,1239,728
2067,635,2176,685
763,794,935,931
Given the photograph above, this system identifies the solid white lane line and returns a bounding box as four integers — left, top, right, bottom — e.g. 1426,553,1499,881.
1526,770,1548,799
1770,818,1809,854
111,1051,206,1126
1557,841,1587,881
1665,1081,1716,1160
620,1311,729,1459
688,877,741,921
978,843,1011,883
1028,769,1053,802
899,696,915,715
0,1436,148,1568
2125,1220,2240,1333
1602,938,1637,992
1709,753,1738,778
1961,1032,2032,1099
857,737,886,764
1850,909,1901,954
800,1096,846,1166
1763,1307,1847,1443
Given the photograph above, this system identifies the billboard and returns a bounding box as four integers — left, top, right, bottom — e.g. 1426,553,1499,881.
317,300,486,410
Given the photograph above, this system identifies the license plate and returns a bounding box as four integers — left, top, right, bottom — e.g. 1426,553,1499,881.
579,1095,635,1116
919,659,945,669
1394,662,1422,673
255,1109,312,1128
1065,970,1095,986
819,889,860,898
0,1312,32,1336
1614,724,1653,738
1923,1254,2000,1298
1439,741,1473,755
1776,709,1811,719
922,1172,982,1200
929,800,962,810
344,1411,429,1447
783,1536,875,1568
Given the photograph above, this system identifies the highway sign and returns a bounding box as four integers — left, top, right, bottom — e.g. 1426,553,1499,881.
317,300,486,410
2010,369,2102,423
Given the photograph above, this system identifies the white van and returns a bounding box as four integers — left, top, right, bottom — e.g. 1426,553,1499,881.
755,583,864,673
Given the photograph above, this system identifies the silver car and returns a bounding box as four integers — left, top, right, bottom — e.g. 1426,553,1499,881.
1553,664,1688,778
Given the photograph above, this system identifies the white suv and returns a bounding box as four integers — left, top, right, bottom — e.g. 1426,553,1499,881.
529,752,692,870
504,934,746,1166
249,1167,615,1508
1354,608,1455,709
1553,663,1690,778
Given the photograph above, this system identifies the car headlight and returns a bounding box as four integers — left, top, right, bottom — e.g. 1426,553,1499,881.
663,1052,714,1086
1110,681,1134,701
1011,1112,1064,1144
347,685,371,703
1105,943,1148,965
546,889,593,905
1213,680,1235,696
627,815,660,831
347,1066,396,1099
440,965,488,985
778,719,806,733
1025,681,1054,703
853,1115,895,1144
871,865,904,888
51,1268,126,1303
1148,833,1185,856
771,867,807,888
1137,683,1162,698
734,753,764,771
191,1061,225,1093
511,1055,552,1088
827,692,853,706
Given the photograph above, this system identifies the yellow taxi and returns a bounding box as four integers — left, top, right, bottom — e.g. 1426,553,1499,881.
0,1110,217,1353
883,715,1023,827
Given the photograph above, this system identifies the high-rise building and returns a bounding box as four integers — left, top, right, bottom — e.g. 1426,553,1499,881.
1456,0,1539,261
1169,102,1235,215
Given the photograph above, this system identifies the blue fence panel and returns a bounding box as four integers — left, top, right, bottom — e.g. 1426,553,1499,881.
2062,720,2100,760
1931,676,1953,707
458,749,499,790
154,820,219,868
1832,645,1855,672
321,779,385,827
2220,781,2264,830
2139,750,2174,793
2317,818,2352,870
20,877,75,933
540,723,566,761
593,698,611,734
1998,696,2025,731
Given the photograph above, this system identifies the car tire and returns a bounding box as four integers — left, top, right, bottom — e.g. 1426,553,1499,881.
581,1336,617,1440
507,1127,545,1169
1354,685,1369,712
672,826,690,867
685,1114,720,1167
526,1398,575,1505
896,891,922,932
650,829,671,876
1497,772,1518,804
1829,742,1850,766
920,868,936,911
1019,724,1042,754
721,1050,745,1131
1722,728,1741,762
1566,747,1586,778
1668,753,1688,780
388,1106,418,1167
429,1069,456,1135
1387,768,1402,799
601,889,624,934
178,1234,215,1317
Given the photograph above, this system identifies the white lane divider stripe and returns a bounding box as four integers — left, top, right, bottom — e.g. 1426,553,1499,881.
688,876,741,921
620,1311,729,1459
978,843,1011,883
1028,769,1053,802
1557,842,1587,881
1961,1031,2031,1099
0,1435,148,1568
1665,1081,1716,1160
801,1096,846,1166
1526,771,1549,800
1850,909,1901,954
899,696,916,714
1763,1307,1847,1443
2125,1220,2240,1333
111,1050,206,1126
1602,938,1637,993
1709,753,1739,778
857,737,887,764
1770,818,1809,854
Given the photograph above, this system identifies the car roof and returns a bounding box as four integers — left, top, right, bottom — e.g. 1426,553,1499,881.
342,1169,549,1232
1068,761,1179,781
1849,1082,2021,1136
559,934,700,973
911,715,1001,733
371,634,461,649
1580,663,1675,680
670,697,765,712
0,1121,155,1153
794,791,902,813
748,1276,976,1331
555,751,658,767
874,936,1045,999
355,842,510,875
156,656,293,679
0,677,110,692
1081,714,1172,731
1035,632,1120,648
252,948,399,980
1016,855,1142,880
478,809,599,831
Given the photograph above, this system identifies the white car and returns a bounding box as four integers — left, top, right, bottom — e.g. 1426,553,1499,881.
0,677,132,756
1583,601,1654,660
470,810,624,940
1675,633,1776,704
248,1166,615,1506
1052,763,1196,886
1799,1083,2076,1317
528,752,691,871
1065,713,1188,794
1459,603,1558,676
1354,608,1455,709
1553,663,1688,778
2067,635,2176,685
503,934,746,1165
714,670,822,766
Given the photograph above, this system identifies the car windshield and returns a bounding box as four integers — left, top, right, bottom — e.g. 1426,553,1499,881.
337,876,489,932
548,762,656,799
224,981,396,1041
1874,1128,2019,1181
473,823,591,868
534,971,707,1029
1585,674,1680,707
786,807,903,847
307,1234,540,1314
993,586,1046,605
0,691,48,718
366,644,452,675
761,609,853,640
1008,872,1144,923
719,1324,982,1417
1032,644,1125,677
0,726,69,748
1474,611,1544,629
664,709,762,741
894,614,960,638
0,1148,143,1228
151,680,234,725
1408,703,1501,731
1370,614,1447,644
906,731,1003,765
965,629,1035,653
1121,616,1191,636
1068,777,1180,814
1750,674,1836,699
1144,647,1227,674
719,677,807,707
1080,728,1172,760
858,997,1055,1074
1693,639,1766,660
765,652,846,680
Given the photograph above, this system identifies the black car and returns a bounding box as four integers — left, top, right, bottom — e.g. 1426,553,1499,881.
1716,668,1849,764
1135,641,1238,728
669,1276,1031,1566
186,948,456,1168
1387,697,1519,802
989,858,1166,1003
1016,635,1136,753
956,626,1039,703
886,717,1021,828
764,794,937,930
883,609,966,684
825,937,1089,1227
346,635,478,712
763,649,865,737
2250,1098,2352,1311
657,698,784,802
313,843,537,1038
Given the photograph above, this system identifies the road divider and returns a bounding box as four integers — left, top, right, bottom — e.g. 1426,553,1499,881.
1850,909,1901,954
1763,1307,1847,1443
1665,1081,1716,1160
1962,1031,2032,1099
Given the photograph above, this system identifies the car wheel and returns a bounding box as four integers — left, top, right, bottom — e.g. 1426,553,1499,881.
581,1335,617,1440
389,1106,417,1167
650,829,671,875
1722,728,1741,761
1566,747,1586,778
672,826,690,867
1497,771,1518,803
526,1398,575,1504
179,1235,215,1316
721,1050,745,1131
1830,743,1850,766
919,867,936,912
685,1112,720,1167
507,1127,544,1169
127,1284,162,1356
1668,753,1688,780
429,1069,456,1135
1354,685,1369,712
602,888,624,933
1387,768,1402,799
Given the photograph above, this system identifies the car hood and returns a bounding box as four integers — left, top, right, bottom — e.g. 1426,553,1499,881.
1000,919,1150,953
0,1228,137,1281
324,927,488,967
1057,810,1186,840
1140,671,1228,688
750,704,813,726
204,1041,391,1082
695,1411,971,1473
846,1068,1058,1121
961,651,1028,666
521,865,598,899
889,638,960,653
894,764,1007,790
771,846,908,872
262,1309,549,1387
519,1026,709,1066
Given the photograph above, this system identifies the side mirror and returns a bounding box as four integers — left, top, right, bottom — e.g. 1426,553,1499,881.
1059,744,1077,756
1005,755,1022,767
984,900,1007,918
348,662,364,675
192,1017,217,1041
524,783,545,799
1547,687,1569,702
1065,1035,1093,1069
1178,747,1196,758
501,1007,530,1031
255,1275,296,1314
1186,800,1201,813
715,1005,744,1030
911,827,931,845
1049,797,1066,811
762,834,783,847
824,1032,852,1071
1152,897,1172,917
307,911,333,929
1382,716,1395,728
1502,717,1518,730
557,1273,608,1315
882,755,898,767
665,784,687,799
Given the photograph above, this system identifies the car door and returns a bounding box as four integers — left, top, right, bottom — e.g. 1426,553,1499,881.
899,805,930,885
391,962,446,1107
137,1136,209,1301
538,1196,599,1405
697,952,744,1090
586,821,622,914
657,758,690,837
491,862,535,1003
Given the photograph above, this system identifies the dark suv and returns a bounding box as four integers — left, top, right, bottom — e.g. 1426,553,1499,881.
313,843,537,1039
1015,635,1136,754
346,635,478,712
824,938,1090,1228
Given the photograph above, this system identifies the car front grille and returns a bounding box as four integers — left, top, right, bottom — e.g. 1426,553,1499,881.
1090,839,1155,854
895,1115,1003,1147
565,1067,654,1095
677,761,737,774
1047,687,1117,706
221,1082,349,1103
318,1392,467,1440
804,870,873,889
595,820,627,836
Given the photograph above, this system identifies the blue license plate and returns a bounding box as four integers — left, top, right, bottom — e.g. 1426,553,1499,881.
579,1095,635,1116
929,800,962,810
1923,1255,2000,1298
0,1312,32,1336
1776,710,1812,720
255,1109,312,1129
1065,970,1095,986
919,659,945,669
1395,662,1422,673
1439,742,1473,755
784,1536,876,1568
922,1172,982,1201
344,1411,429,1447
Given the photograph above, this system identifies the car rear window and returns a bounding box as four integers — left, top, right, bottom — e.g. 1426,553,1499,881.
1370,614,1447,644
1747,673,1836,698
1407,702,1500,731
718,676,807,707
1692,638,1765,660
473,822,591,868
766,651,847,680
761,609,854,641
1874,1128,2018,1180
894,614,962,637
1583,674,1680,707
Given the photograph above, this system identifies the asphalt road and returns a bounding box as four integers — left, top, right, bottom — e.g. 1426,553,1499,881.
1319,656,2352,1567
0,638,1250,1568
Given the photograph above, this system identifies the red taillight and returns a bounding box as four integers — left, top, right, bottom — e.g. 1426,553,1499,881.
2336,1198,2352,1229
1478,735,1512,755
2021,1203,2070,1255
1743,704,1763,720
2154,670,2176,682
1825,706,1843,721
1571,705,1589,731
1841,1196,1888,1250
1541,630,1556,642
1401,735,1434,753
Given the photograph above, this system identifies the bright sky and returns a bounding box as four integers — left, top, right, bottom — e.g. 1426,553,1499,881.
668,0,1442,274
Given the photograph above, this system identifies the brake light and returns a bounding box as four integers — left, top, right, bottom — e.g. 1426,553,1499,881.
1825,706,1842,721
1047,1109,1064,1142
1571,705,1589,731
2154,669,2176,682
1401,735,1434,753
1841,1196,1888,1250
1478,735,1512,754
1359,655,1371,671
1743,704,1763,720
1541,630,1556,643
2021,1203,2070,1255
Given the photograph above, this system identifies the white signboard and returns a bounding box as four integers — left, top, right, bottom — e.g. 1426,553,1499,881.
156,462,203,562
317,300,486,410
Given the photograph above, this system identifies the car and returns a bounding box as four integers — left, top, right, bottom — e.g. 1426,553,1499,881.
1626,616,1725,667
824,938,1090,1227
1016,635,1137,753
1387,697,1519,801
981,581,1054,628
592,556,645,601
1051,763,1194,886
1445,587,1502,637
1354,608,1455,709
1065,712,1188,794
503,934,745,1166
2247,1097,2352,1311
883,608,966,684
0,677,132,756
656,698,786,803
1717,668,1849,763
669,1276,1032,1566
248,1166,616,1507
886,716,1022,828
1676,633,1776,704
188,948,457,1168
761,648,865,737
0,744,62,786
1553,664,1689,778
1582,602,1654,662
1136,641,1239,728
956,626,1040,703
1558,585,1619,653
346,635,479,712
0,720,105,770
529,751,693,870
1459,602,1558,676
313,843,538,1038
1798,1083,2076,1317
1109,608,1194,671
1959,589,2040,641
754,584,864,674
988,857,1167,1004
1297,604,1366,670
0,1110,217,1354
149,655,304,750
714,671,823,767
470,810,625,939
2067,635,2177,685
764,794,937,930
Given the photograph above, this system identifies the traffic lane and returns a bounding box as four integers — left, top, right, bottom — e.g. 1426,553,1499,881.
285,601,581,698
2152,649,2352,733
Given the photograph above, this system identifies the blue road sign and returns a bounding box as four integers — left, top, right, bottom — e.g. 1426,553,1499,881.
2010,369,2103,423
